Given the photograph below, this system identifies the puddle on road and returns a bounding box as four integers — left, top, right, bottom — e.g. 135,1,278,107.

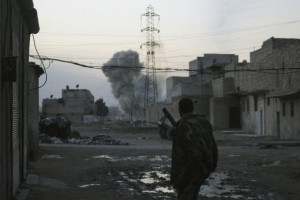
79,183,101,188
135,170,253,199
92,155,171,162
41,154,64,159
84,155,272,199
140,170,170,184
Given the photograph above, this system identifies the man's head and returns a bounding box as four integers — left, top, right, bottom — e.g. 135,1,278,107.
178,98,194,116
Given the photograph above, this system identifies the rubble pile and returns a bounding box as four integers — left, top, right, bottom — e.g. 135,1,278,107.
39,116,71,139
39,134,129,145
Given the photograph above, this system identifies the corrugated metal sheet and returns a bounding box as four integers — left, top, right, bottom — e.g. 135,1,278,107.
12,82,19,151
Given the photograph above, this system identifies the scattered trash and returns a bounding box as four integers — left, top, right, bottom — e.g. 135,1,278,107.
92,155,170,162
39,116,71,139
39,134,129,145
50,137,64,144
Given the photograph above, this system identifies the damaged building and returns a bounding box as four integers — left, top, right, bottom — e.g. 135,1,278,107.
155,54,239,122
222,37,300,139
152,37,300,140
42,88,95,124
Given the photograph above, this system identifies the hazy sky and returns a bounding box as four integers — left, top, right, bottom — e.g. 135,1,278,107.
30,0,300,107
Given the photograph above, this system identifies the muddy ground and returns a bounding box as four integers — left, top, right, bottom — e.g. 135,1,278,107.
25,122,300,200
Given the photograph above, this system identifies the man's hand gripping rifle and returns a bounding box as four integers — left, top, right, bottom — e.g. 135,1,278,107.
157,108,176,139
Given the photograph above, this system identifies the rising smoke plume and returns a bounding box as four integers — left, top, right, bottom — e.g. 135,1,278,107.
102,50,145,120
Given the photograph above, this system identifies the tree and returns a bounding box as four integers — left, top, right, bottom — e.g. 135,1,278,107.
94,98,109,116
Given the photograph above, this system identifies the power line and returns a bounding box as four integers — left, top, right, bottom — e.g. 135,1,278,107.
30,44,256,62
38,19,300,38
29,55,300,75
31,34,48,90
34,19,300,50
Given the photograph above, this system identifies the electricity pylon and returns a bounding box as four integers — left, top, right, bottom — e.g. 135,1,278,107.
141,5,160,118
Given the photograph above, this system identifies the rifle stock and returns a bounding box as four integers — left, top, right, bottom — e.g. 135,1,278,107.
162,108,177,127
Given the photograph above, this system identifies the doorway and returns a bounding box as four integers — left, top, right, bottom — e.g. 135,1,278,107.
229,106,241,129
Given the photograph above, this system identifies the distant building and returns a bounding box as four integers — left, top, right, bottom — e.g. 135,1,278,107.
42,89,94,124
166,76,203,103
107,106,122,120
146,54,238,123
168,54,238,120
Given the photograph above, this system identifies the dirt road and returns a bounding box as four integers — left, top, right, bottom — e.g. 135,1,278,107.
25,124,300,200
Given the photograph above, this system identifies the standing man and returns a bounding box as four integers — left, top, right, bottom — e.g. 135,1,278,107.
170,98,218,200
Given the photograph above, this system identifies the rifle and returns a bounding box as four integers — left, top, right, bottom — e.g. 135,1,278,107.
162,108,177,127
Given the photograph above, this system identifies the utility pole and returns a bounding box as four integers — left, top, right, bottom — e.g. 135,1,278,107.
141,5,160,119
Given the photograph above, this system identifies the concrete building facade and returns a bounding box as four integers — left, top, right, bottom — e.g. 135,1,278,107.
224,38,300,139
150,38,300,139
166,76,201,103
202,54,238,69
28,63,44,160
250,37,300,62
210,77,241,130
0,0,40,199
42,89,94,124
145,54,239,124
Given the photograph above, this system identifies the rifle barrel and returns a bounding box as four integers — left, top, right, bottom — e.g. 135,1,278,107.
162,108,177,127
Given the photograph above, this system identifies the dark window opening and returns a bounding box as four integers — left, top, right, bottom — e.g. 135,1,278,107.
254,96,258,111
291,102,294,117
267,97,270,106
282,102,286,116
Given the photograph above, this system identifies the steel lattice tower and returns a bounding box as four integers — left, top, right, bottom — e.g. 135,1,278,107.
141,5,160,113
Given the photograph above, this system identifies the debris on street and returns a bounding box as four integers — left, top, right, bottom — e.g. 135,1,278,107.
39,116,72,139
39,134,129,145
87,155,266,200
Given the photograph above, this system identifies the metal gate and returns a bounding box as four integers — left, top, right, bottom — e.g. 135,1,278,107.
12,81,20,194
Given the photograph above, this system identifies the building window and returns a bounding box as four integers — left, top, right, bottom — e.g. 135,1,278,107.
291,102,294,117
282,102,286,116
267,98,270,106
242,100,245,112
247,98,250,112
254,96,258,111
